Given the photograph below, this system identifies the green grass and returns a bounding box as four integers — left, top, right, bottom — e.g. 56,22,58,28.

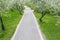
0,7,23,40
34,12,60,40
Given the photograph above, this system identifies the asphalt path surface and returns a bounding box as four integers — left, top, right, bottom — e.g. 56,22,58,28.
11,6,43,40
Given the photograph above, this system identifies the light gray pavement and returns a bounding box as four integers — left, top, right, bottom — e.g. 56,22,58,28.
11,6,44,40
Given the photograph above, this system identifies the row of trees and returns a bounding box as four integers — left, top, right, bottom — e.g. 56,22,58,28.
27,0,60,22
0,0,60,30
0,0,24,31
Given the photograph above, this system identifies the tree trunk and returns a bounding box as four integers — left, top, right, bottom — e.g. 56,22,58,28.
0,16,5,31
39,12,46,22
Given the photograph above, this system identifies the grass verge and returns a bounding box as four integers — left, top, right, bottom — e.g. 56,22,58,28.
0,7,23,40
34,12,60,40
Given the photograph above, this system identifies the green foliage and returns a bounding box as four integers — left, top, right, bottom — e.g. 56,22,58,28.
0,6,22,40
0,0,24,39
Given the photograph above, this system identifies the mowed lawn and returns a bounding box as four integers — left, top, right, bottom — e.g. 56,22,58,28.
0,7,23,40
34,12,60,40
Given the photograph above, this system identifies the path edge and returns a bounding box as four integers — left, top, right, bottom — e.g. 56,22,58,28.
11,14,24,40
32,10,44,40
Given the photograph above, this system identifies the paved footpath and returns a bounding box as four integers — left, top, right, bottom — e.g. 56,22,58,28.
11,6,44,40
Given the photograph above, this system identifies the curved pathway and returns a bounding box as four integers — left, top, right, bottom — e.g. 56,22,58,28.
11,6,44,40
